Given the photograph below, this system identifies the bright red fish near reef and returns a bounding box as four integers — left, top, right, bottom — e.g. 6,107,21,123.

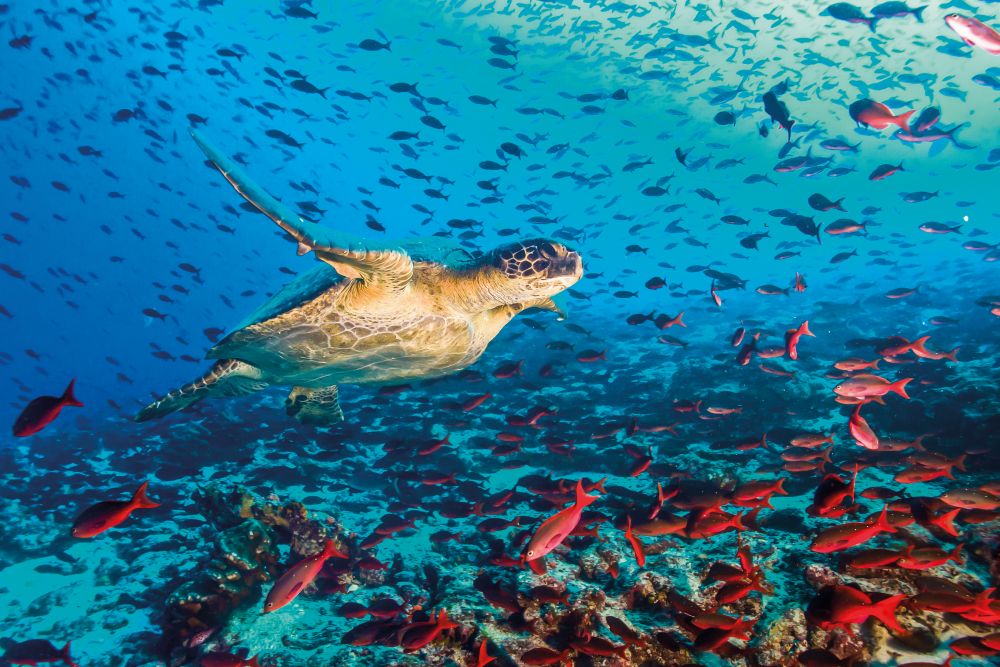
264,538,346,612
71,481,160,538
524,479,599,561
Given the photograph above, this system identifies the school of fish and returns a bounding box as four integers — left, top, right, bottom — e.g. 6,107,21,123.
1,0,999,666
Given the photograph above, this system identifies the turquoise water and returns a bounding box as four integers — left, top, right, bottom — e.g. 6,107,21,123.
1,1,998,666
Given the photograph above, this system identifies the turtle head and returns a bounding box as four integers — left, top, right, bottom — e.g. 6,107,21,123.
483,239,583,303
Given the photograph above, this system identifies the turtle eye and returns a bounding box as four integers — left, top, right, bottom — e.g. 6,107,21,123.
539,242,558,258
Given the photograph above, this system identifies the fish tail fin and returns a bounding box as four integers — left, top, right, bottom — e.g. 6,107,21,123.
870,358,880,370
913,5,926,22
849,464,859,504
870,594,906,633
62,379,84,407
932,508,961,537
61,642,79,667
896,109,915,133
868,17,879,33
948,123,975,149
820,446,833,463
875,505,896,533
321,538,346,560
592,476,608,494
909,335,932,357
676,311,686,328
974,587,997,611
954,453,967,472
774,477,787,496
131,481,161,509
890,378,912,399
944,347,960,362
575,479,600,508
950,542,964,565
799,320,814,337
436,608,459,630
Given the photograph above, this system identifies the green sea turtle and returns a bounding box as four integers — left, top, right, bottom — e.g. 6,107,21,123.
136,130,583,425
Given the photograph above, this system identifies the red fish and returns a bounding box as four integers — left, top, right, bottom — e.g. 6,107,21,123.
894,466,954,484
624,516,646,566
200,653,260,667
576,349,606,362
849,99,914,131
809,505,895,552
784,320,813,360
1,641,78,667
808,467,857,517
834,374,911,401
731,478,786,502
945,14,1000,55
13,379,84,437
263,539,346,612
520,648,570,665
835,358,880,371
655,312,685,329
72,481,160,538
524,479,599,561
849,404,879,450
807,584,906,633
684,508,747,539
398,608,459,651
475,639,495,667
462,393,491,411
492,360,523,378
736,332,759,365
896,544,963,570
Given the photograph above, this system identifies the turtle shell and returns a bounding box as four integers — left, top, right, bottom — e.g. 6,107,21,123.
233,236,479,330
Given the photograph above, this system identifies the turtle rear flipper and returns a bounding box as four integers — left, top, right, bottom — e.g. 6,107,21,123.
190,129,413,293
135,359,267,422
285,386,344,424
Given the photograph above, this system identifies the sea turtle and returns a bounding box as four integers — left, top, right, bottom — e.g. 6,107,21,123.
136,130,583,425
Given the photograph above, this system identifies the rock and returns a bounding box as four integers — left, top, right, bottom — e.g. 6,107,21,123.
158,485,362,666
758,608,808,667
160,500,280,665
804,564,842,590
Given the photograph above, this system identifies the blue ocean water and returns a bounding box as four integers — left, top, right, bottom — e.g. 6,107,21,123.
1,0,999,665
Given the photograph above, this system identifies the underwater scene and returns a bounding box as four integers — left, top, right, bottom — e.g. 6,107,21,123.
2,0,1000,666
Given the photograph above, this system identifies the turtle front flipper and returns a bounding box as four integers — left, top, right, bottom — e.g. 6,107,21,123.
190,129,413,293
285,386,344,424
135,359,267,422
